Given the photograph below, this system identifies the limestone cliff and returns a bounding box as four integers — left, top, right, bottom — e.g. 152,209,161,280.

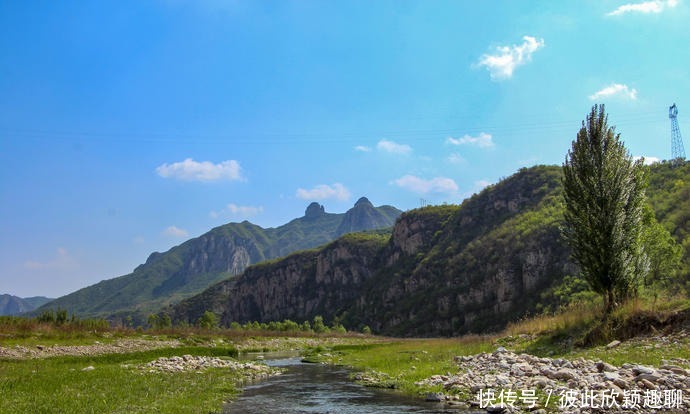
172,166,575,335
354,165,572,335
172,233,387,325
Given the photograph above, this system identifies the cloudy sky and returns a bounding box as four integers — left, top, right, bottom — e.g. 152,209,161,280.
1,0,688,297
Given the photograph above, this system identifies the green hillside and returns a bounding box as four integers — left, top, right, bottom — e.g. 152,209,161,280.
35,200,401,323
171,162,689,336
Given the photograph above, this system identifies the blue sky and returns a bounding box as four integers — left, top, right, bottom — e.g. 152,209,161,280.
1,0,689,298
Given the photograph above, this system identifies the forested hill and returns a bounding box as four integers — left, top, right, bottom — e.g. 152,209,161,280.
171,161,689,336
647,161,690,278
34,198,401,322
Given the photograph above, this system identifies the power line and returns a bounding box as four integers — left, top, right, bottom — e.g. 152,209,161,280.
0,111,666,145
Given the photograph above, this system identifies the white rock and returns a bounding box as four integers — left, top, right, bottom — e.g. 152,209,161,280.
606,340,621,348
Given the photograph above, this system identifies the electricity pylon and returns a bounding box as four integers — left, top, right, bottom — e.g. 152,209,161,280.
670,103,686,161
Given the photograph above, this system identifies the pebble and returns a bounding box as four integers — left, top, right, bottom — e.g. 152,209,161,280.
414,342,690,413
425,392,444,402
0,338,181,359
139,355,280,381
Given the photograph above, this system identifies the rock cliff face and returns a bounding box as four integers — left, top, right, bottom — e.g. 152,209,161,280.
172,163,689,336
351,166,573,335
149,230,266,297
170,233,387,324
172,166,578,335
232,236,382,323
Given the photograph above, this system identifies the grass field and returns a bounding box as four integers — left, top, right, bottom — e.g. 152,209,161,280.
2,295,689,412
0,346,245,413
0,316,379,413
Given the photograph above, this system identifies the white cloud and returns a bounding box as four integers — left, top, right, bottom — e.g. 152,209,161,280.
163,225,188,238
377,139,412,155
607,0,678,16
393,175,459,195
24,248,79,271
354,145,372,152
211,203,264,219
589,83,638,101
476,36,545,80
633,156,661,165
447,132,495,148
296,183,351,201
447,153,466,164
156,158,243,182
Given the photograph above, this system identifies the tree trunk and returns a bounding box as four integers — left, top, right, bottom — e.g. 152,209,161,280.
605,290,616,314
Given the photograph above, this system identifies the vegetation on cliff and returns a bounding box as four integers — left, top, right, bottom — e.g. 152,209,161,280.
172,160,688,337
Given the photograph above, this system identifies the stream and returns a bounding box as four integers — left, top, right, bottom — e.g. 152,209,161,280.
224,355,476,413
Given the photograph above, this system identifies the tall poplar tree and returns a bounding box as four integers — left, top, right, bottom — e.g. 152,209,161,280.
562,105,648,312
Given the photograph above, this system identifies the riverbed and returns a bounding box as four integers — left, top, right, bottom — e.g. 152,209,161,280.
224,356,472,413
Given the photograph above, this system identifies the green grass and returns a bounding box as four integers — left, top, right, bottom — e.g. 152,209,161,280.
0,347,245,414
3,290,689,411
0,326,384,413
568,338,690,367
312,294,690,402
312,337,495,397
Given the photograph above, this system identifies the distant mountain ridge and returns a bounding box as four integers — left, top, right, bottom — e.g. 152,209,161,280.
336,197,401,237
35,198,401,321
0,295,53,316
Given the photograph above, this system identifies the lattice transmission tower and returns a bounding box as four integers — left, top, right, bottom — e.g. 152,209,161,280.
670,103,686,161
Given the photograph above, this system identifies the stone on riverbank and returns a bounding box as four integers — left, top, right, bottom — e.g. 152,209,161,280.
139,355,280,381
416,348,690,413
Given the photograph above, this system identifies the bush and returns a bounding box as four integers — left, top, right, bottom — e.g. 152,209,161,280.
312,316,329,333
197,311,218,329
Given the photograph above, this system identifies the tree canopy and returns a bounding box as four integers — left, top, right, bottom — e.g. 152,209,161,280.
562,104,648,312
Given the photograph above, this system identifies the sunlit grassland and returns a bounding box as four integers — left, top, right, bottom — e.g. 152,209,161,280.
0,347,246,414
1,290,688,411
0,316,383,413
312,336,495,396
313,293,690,399
503,294,690,364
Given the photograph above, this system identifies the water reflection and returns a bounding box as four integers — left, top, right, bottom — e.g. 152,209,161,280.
224,357,474,413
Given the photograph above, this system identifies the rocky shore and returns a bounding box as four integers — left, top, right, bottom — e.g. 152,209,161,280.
139,355,280,381
415,346,690,413
0,338,181,359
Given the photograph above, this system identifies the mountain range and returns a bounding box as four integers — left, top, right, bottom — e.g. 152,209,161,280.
34,161,689,336
34,197,401,322
169,161,690,336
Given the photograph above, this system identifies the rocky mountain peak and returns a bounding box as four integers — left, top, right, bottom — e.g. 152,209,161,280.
335,197,399,237
304,202,326,219
354,197,374,208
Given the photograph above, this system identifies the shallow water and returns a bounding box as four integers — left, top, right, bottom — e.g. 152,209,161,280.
224,356,473,413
